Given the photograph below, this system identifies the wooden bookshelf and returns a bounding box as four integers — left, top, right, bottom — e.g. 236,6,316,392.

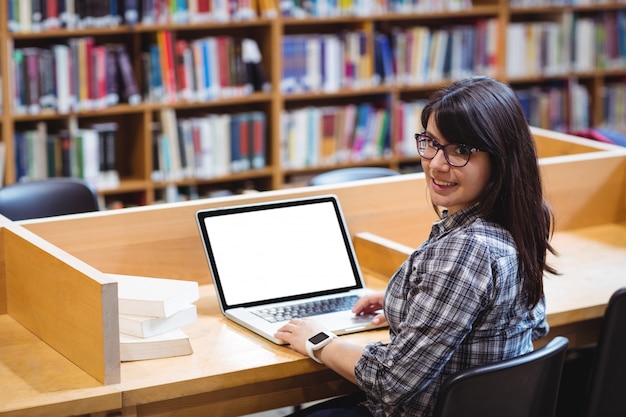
0,0,624,207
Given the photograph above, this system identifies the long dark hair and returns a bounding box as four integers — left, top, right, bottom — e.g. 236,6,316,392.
421,76,557,308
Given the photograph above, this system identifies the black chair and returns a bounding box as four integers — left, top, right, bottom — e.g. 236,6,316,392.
308,167,400,186
584,287,626,417
0,177,100,221
556,287,626,417
433,336,569,417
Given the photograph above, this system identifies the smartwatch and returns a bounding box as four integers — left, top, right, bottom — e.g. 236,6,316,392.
305,331,337,364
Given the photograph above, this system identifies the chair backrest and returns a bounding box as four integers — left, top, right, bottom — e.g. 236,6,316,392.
433,336,569,417
584,287,626,417
308,167,400,186
0,178,100,221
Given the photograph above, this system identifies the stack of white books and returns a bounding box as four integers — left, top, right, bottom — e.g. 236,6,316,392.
109,274,200,362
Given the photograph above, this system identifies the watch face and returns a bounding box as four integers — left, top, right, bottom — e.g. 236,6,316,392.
309,332,330,345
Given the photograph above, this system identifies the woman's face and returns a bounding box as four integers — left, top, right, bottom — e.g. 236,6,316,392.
421,115,491,215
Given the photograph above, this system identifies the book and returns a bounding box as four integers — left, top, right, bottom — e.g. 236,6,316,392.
319,106,337,165
104,45,120,106
242,38,270,92
53,44,71,114
119,304,197,338
148,43,164,101
192,116,213,179
72,128,100,184
249,111,266,169
92,122,120,188
124,0,139,25
22,48,41,114
119,328,193,361
216,36,231,97
109,273,200,318
92,45,107,109
38,47,56,110
160,108,183,180
175,39,193,101
31,0,43,32
115,45,141,105
157,30,177,103
374,32,394,85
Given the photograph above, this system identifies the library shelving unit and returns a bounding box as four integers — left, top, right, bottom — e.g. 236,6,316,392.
0,0,624,208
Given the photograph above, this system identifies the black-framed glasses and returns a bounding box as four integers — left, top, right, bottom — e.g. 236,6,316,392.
414,132,482,168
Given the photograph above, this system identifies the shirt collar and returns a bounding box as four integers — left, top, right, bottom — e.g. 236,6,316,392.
430,204,482,239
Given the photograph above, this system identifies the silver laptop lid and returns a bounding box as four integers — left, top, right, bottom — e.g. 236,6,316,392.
196,195,365,312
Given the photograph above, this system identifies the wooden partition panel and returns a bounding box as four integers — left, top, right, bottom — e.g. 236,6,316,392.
2,223,120,385
531,127,618,158
0,215,14,315
540,150,626,230
22,148,626,285
353,232,413,279
23,174,436,284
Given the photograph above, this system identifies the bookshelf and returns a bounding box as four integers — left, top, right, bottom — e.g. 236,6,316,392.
0,0,624,208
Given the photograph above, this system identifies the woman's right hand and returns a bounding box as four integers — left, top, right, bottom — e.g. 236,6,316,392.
353,291,387,325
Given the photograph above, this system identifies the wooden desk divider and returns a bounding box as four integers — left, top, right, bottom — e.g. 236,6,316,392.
1,220,121,386
353,232,413,280
20,128,626,286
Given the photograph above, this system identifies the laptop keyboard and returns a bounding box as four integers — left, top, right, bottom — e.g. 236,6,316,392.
252,295,360,323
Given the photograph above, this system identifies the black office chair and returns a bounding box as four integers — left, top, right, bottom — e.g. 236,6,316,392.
433,336,569,417
308,167,400,186
584,287,626,417
0,177,100,221
556,287,626,417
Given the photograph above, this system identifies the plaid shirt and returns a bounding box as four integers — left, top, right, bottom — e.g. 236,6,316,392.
355,204,548,417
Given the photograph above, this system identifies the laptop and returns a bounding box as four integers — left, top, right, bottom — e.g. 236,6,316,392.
196,194,387,344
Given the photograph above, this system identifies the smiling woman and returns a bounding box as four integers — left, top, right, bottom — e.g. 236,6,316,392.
274,76,558,417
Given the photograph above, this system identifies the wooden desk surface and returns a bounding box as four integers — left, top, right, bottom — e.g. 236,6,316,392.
0,315,121,417
118,275,390,417
0,273,388,417
2,230,624,417
117,223,626,417
545,223,626,325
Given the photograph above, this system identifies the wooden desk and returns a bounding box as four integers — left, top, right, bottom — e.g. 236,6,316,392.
0,315,121,417
118,278,390,417
2,128,625,417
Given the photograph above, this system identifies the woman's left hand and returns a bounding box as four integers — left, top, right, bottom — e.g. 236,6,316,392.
275,318,328,356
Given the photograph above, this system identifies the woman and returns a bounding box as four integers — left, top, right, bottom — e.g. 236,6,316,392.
275,76,557,417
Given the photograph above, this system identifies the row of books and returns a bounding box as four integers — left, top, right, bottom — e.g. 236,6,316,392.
280,21,498,94
280,31,376,93
602,82,626,132
385,20,498,85
280,0,471,17
8,0,279,33
516,80,591,133
144,32,269,104
14,121,121,189
8,0,477,32
8,0,130,32
11,34,269,115
112,273,199,362
510,0,625,8
506,11,626,78
280,102,391,169
13,41,140,115
152,109,267,182
394,99,427,157
140,0,277,24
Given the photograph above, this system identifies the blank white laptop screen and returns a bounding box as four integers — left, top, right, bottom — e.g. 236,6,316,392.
197,195,364,309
